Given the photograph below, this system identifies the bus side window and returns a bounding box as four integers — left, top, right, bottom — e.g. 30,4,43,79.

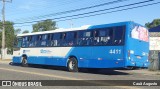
50,34,54,47
39,35,42,41
113,26,125,45
40,34,48,47
93,30,100,45
26,36,30,47
66,32,75,46
73,32,78,46
108,28,113,45
22,37,24,47
22,37,27,47
53,33,60,46
28,35,38,47
47,34,52,46
60,33,66,46
96,29,110,45
99,30,106,45
82,31,92,46
77,31,84,46
36,35,42,47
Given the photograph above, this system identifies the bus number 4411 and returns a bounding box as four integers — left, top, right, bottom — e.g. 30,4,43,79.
109,49,121,54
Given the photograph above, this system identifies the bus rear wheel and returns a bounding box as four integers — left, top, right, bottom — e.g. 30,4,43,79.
67,57,78,72
21,57,28,67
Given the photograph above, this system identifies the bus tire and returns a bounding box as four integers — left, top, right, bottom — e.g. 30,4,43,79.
67,57,78,72
21,57,28,67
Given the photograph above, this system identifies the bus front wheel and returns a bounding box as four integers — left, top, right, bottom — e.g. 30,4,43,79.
21,57,28,67
67,57,78,72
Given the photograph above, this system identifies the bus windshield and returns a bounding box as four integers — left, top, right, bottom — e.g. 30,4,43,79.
14,37,22,48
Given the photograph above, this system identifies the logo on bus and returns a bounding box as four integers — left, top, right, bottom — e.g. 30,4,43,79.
23,50,30,53
40,49,52,54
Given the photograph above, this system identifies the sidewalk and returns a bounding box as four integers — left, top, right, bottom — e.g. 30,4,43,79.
128,69,160,75
0,59,12,64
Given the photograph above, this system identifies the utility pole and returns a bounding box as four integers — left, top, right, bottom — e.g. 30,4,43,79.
1,0,6,60
1,0,12,60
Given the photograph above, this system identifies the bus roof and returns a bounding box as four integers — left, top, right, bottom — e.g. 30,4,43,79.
17,21,134,37
17,25,91,37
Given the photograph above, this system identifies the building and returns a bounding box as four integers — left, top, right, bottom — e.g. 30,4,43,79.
149,25,160,70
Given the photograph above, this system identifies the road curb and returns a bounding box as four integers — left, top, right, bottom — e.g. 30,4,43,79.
0,61,11,64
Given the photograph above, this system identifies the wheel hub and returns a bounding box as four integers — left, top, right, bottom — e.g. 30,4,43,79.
69,61,75,70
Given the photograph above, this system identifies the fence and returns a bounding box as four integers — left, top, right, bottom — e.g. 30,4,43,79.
0,48,13,60
149,50,160,70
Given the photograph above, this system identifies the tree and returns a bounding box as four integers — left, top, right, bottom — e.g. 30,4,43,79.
145,19,160,29
32,19,57,32
0,21,15,54
22,30,29,34
14,29,21,35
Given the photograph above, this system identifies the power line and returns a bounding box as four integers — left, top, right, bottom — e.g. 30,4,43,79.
13,0,128,22
14,0,160,28
14,1,160,27
14,0,154,25
6,0,98,19
56,1,160,22
14,1,160,28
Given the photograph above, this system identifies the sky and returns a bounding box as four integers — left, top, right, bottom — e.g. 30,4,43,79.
0,0,160,33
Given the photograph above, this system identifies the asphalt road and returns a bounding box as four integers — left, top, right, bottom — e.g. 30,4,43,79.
0,61,160,89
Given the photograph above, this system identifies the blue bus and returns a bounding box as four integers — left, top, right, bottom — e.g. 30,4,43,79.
13,21,149,72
